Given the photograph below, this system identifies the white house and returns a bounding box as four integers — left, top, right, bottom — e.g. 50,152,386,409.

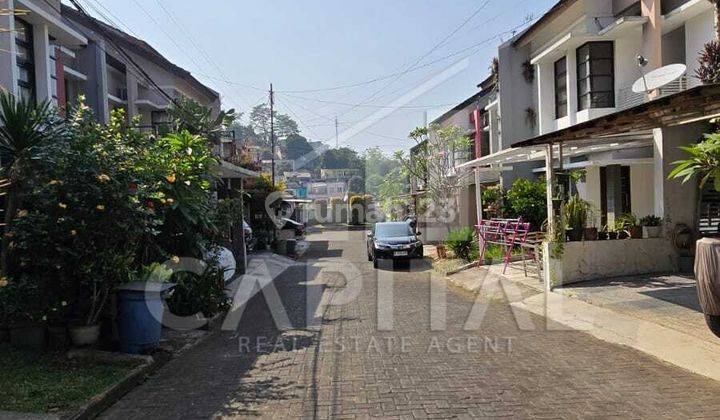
458,0,719,286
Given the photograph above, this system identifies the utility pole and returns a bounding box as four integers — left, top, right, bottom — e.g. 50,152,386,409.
269,83,275,187
335,116,339,149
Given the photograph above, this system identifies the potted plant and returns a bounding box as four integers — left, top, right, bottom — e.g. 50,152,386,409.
564,195,590,241
669,130,720,336
598,225,610,240
640,215,663,238
614,214,639,239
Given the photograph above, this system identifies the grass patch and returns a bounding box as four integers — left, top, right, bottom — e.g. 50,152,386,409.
0,344,139,414
433,258,466,275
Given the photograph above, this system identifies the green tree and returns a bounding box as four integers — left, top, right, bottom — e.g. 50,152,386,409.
505,178,547,230
275,114,299,138
284,134,314,161
0,93,70,275
397,124,470,225
321,147,363,169
248,103,299,145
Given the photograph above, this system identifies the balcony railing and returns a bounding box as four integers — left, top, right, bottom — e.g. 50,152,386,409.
617,75,688,111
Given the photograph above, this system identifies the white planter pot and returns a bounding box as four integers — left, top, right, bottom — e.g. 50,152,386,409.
69,324,100,346
642,226,662,238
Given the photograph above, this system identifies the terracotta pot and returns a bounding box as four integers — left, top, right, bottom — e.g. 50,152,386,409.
617,231,630,240
69,324,100,347
695,238,720,338
598,231,609,240
607,232,619,240
629,226,643,239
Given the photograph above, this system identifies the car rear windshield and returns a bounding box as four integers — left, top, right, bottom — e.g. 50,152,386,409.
375,223,412,237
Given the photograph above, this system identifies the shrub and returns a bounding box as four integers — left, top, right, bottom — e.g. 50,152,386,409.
696,40,720,84
506,178,547,230
640,215,662,227
444,228,478,262
166,255,229,317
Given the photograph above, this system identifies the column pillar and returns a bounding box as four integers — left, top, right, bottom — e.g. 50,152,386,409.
0,2,18,96
33,24,52,103
126,71,138,120
545,144,556,235
641,0,662,97
566,48,578,125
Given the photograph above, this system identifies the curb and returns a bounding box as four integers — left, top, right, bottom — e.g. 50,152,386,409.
63,354,156,420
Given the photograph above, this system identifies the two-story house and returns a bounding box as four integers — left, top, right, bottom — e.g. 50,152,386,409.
0,1,87,107
456,0,719,286
421,75,498,240
61,5,221,129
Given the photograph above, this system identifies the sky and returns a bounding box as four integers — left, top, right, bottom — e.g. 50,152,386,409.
70,0,558,154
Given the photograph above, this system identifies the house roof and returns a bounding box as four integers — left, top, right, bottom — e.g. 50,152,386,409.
511,0,579,47
431,75,497,125
62,5,219,101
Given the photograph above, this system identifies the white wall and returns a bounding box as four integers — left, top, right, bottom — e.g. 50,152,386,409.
578,166,603,228
630,164,655,219
615,33,644,91
685,11,714,87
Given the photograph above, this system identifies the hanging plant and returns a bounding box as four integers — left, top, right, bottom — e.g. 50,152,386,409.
524,107,537,130
697,40,720,84
522,60,535,84
490,57,500,88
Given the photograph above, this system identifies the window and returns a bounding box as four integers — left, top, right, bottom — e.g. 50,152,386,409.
554,57,567,118
14,18,35,104
49,42,58,106
577,41,614,110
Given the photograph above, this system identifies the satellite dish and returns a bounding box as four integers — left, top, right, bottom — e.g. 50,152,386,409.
632,63,686,93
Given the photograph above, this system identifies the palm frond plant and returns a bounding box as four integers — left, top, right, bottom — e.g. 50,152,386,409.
564,195,591,241
669,132,720,192
0,92,69,275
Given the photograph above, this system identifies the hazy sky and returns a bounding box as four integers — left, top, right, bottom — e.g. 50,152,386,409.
73,0,557,153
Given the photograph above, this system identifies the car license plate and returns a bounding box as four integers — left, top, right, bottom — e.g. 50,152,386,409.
394,251,408,257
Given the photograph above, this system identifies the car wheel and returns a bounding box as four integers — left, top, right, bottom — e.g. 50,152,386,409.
373,258,379,268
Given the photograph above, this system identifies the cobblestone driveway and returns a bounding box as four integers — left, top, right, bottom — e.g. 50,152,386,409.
101,228,720,419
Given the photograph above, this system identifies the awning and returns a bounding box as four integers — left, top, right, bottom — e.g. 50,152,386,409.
215,160,261,179
457,133,653,170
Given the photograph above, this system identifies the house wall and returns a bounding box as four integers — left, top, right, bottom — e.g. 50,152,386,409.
545,238,678,287
662,26,686,65
685,10,714,86
653,122,707,231
630,164,655,218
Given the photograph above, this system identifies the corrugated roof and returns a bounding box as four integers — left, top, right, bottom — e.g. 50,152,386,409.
62,5,219,101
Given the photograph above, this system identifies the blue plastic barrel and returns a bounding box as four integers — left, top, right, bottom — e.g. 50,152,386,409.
117,282,175,354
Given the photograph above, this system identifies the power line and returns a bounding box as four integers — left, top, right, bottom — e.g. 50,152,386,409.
152,0,258,109
337,0,493,119
280,93,458,110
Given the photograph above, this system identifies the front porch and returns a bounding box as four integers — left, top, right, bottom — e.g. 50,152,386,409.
458,84,720,288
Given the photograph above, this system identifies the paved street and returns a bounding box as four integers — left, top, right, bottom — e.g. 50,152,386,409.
101,227,720,419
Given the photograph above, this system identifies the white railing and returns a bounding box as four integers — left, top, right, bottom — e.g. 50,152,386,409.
617,75,688,111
